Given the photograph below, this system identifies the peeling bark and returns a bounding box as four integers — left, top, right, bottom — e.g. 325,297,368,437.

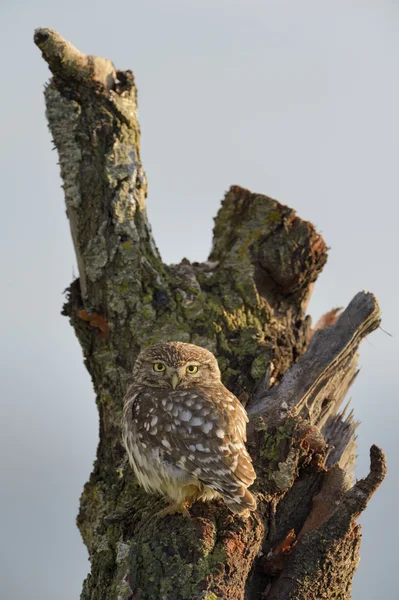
35,28,386,600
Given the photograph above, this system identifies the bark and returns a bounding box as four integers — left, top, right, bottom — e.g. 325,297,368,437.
34,28,386,600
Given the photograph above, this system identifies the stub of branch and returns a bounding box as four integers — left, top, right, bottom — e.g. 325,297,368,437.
249,290,381,427
35,28,154,312
248,291,380,483
34,28,116,91
210,185,327,314
267,445,387,600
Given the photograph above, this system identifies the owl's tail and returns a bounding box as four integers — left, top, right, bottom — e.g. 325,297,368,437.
224,488,257,515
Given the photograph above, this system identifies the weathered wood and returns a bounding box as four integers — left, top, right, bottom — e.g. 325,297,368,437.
35,28,386,600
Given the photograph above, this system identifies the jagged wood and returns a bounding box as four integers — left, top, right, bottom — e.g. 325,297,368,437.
35,28,386,600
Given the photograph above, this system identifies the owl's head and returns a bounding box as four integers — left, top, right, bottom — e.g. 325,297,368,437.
132,341,221,389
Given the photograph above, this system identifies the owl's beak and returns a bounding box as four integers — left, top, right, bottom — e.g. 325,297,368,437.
170,373,181,389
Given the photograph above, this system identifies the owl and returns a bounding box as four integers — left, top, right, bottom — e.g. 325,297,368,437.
122,341,257,517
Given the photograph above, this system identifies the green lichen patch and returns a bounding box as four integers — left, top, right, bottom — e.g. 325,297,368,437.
251,418,303,495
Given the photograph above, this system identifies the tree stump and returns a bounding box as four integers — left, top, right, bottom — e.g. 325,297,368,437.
35,28,386,600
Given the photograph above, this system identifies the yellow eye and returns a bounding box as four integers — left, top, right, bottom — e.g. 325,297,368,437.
186,365,199,374
153,362,166,372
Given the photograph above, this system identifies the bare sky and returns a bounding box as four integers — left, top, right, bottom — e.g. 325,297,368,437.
1,1,398,598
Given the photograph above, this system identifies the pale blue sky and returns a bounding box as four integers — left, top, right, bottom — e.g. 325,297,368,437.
1,1,397,598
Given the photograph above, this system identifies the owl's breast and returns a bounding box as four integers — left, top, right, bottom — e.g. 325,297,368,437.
125,432,193,500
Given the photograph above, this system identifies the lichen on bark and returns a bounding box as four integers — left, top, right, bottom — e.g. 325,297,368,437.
35,28,386,600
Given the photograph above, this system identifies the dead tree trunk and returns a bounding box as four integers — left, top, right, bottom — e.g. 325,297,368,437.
34,29,386,600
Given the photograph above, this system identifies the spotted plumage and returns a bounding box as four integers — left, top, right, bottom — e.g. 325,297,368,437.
122,341,256,516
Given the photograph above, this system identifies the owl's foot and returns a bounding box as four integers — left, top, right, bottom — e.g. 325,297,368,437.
156,500,192,519
156,484,202,519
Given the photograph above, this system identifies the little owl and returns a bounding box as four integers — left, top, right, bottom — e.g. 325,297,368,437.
122,341,256,516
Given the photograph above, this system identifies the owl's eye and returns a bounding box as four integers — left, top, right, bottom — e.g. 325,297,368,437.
153,362,166,372
186,365,199,374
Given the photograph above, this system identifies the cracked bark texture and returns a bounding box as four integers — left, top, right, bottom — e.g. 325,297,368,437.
35,28,386,600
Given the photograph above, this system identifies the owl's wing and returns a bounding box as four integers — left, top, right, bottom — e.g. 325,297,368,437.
135,385,256,501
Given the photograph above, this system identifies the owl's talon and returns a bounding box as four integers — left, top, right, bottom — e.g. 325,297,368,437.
156,501,192,519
